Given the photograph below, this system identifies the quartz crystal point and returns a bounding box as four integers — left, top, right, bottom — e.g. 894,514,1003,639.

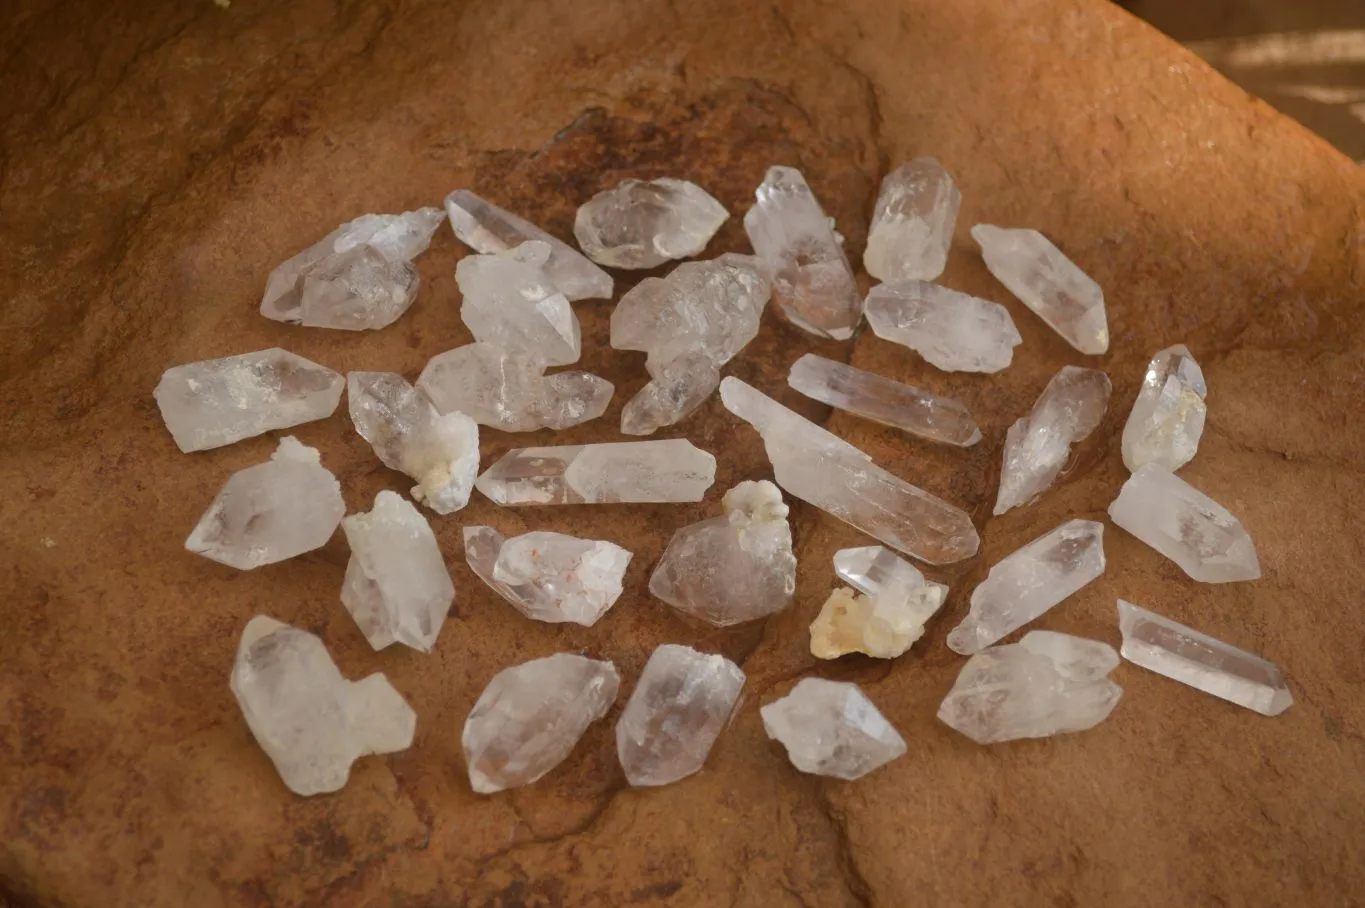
761,678,906,780
231,616,416,795
1117,600,1291,715
348,372,479,514
457,242,581,367
743,166,862,340
1121,345,1208,472
341,491,455,652
788,353,982,447
812,546,948,659
937,630,1122,744
476,440,716,505
463,526,631,626
574,178,729,269
720,377,979,564
649,480,797,626
1108,466,1260,582
864,281,1022,374
444,189,612,300
462,653,620,793
994,366,1112,515
155,348,344,452
616,644,745,787
186,437,345,570
863,158,961,283
946,519,1105,655
972,224,1109,355
620,350,722,437
261,207,445,329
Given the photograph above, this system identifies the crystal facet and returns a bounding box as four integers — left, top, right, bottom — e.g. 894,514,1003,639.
864,158,961,283
574,178,729,269
619,350,722,437
812,546,947,659
457,241,581,367
761,678,906,780
1121,345,1208,473
476,440,717,505
865,281,1022,373
463,526,631,626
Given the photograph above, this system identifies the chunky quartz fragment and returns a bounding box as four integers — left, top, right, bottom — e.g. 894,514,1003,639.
620,350,722,437
616,644,745,787
1121,345,1208,472
812,546,947,659
865,281,1022,373
476,440,717,505
457,242,581,367
835,545,929,596
1117,600,1291,715
720,378,979,564
462,653,620,793
788,353,982,447
463,526,631,626
864,158,961,283
946,519,1105,655
761,678,906,780
231,616,416,795
649,480,797,626
574,178,729,269
155,348,344,452
186,437,345,570
1109,466,1260,582
743,166,861,340
972,224,1109,355
444,189,612,300
995,366,1111,515
938,630,1122,744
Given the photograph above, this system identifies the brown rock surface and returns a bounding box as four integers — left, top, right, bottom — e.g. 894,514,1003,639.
2,0,1363,905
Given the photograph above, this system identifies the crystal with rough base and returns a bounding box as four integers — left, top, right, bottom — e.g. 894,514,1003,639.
574,178,728,269
463,526,631,626
865,281,1022,373
864,158,961,283
761,678,906,780
812,546,947,659
1122,345,1207,472
476,440,717,505
458,242,581,367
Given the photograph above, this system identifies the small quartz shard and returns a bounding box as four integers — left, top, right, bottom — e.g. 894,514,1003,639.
155,348,344,452
865,281,1022,373
864,158,961,283
649,480,797,626
620,350,722,437
616,644,746,787
231,616,416,795
812,546,948,659
574,178,729,269
972,224,1109,355
1121,345,1208,473
458,241,581,367
1118,599,1291,715
1109,465,1260,582
463,526,631,626
186,437,345,570
946,519,1105,655
476,439,717,505
995,365,1112,515
788,353,982,447
761,678,906,780
462,653,621,793
743,166,862,340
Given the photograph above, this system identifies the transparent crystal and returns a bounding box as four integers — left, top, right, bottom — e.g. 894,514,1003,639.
864,280,1022,373
620,350,721,437
463,526,631,626
476,440,716,505
834,545,929,595
457,242,581,367
574,178,728,269
1121,345,1207,472
761,678,906,780
864,158,961,283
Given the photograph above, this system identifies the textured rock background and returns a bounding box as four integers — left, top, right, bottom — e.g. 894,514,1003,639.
2,0,1363,905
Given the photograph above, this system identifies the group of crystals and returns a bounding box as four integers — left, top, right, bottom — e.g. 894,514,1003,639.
156,160,1291,798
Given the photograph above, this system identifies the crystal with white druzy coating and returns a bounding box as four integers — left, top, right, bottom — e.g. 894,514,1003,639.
616,644,745,787
995,366,1111,515
972,224,1109,355
1117,600,1291,715
463,526,631,626
811,546,948,659
155,348,344,452
744,166,861,340
721,378,979,564
946,519,1106,655
574,178,729,269
864,158,961,283
1122,345,1207,472
1109,466,1260,582
457,242,581,367
476,440,716,505
649,480,796,626
444,189,613,300
186,437,345,570
231,616,416,796
865,281,1022,373
761,678,906,780
462,654,620,794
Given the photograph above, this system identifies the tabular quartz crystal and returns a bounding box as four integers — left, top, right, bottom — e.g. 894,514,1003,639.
458,241,581,367
946,519,1105,655
231,616,416,796
155,348,344,452
649,480,797,626
1121,345,1207,472
186,437,345,570
341,491,455,652
462,653,620,793
463,526,632,626
811,546,948,659
616,644,746,787
476,440,717,505
864,158,961,283
574,178,729,269
743,166,862,340
761,678,906,780
864,281,1022,373
972,224,1109,355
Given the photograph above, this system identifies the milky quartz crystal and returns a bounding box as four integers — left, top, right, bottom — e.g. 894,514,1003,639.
649,480,797,626
476,440,716,505
1121,345,1207,472
811,546,948,659
463,526,631,626
995,366,1111,514
864,281,1022,373
761,678,906,780
186,437,345,570
574,178,729,269
155,348,344,452
864,158,961,283
231,616,416,795
457,241,581,367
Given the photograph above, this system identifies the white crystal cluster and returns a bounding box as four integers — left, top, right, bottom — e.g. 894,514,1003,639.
995,366,1111,514
810,546,948,659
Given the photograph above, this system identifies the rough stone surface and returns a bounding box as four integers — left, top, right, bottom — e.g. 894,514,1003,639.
864,280,1022,373
574,177,728,268
476,440,717,505
761,678,907,779
1122,344,1208,472
464,526,632,626
864,158,961,283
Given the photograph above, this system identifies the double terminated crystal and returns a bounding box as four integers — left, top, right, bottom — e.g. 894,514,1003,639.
864,158,961,284
865,281,1021,374
762,679,906,780
1122,345,1207,473
811,546,948,659
477,439,716,505
464,526,631,626
575,178,728,269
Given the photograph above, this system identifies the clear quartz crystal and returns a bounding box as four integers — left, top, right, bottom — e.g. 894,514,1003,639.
463,526,631,626
864,281,1022,373
835,545,927,595
476,440,717,505
1121,345,1207,472
761,678,906,780
864,158,961,283
815,546,948,658
574,178,729,269
620,351,721,437
457,242,581,367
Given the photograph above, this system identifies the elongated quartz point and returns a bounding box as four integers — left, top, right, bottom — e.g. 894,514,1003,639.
864,158,960,283
476,440,717,505
1121,345,1207,473
864,281,1021,374
995,366,1111,514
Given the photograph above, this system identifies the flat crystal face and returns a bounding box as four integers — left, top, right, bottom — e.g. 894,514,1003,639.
761,678,906,780
864,158,961,283
457,242,582,367
1121,344,1208,473
864,281,1021,374
574,178,729,269
489,530,632,626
